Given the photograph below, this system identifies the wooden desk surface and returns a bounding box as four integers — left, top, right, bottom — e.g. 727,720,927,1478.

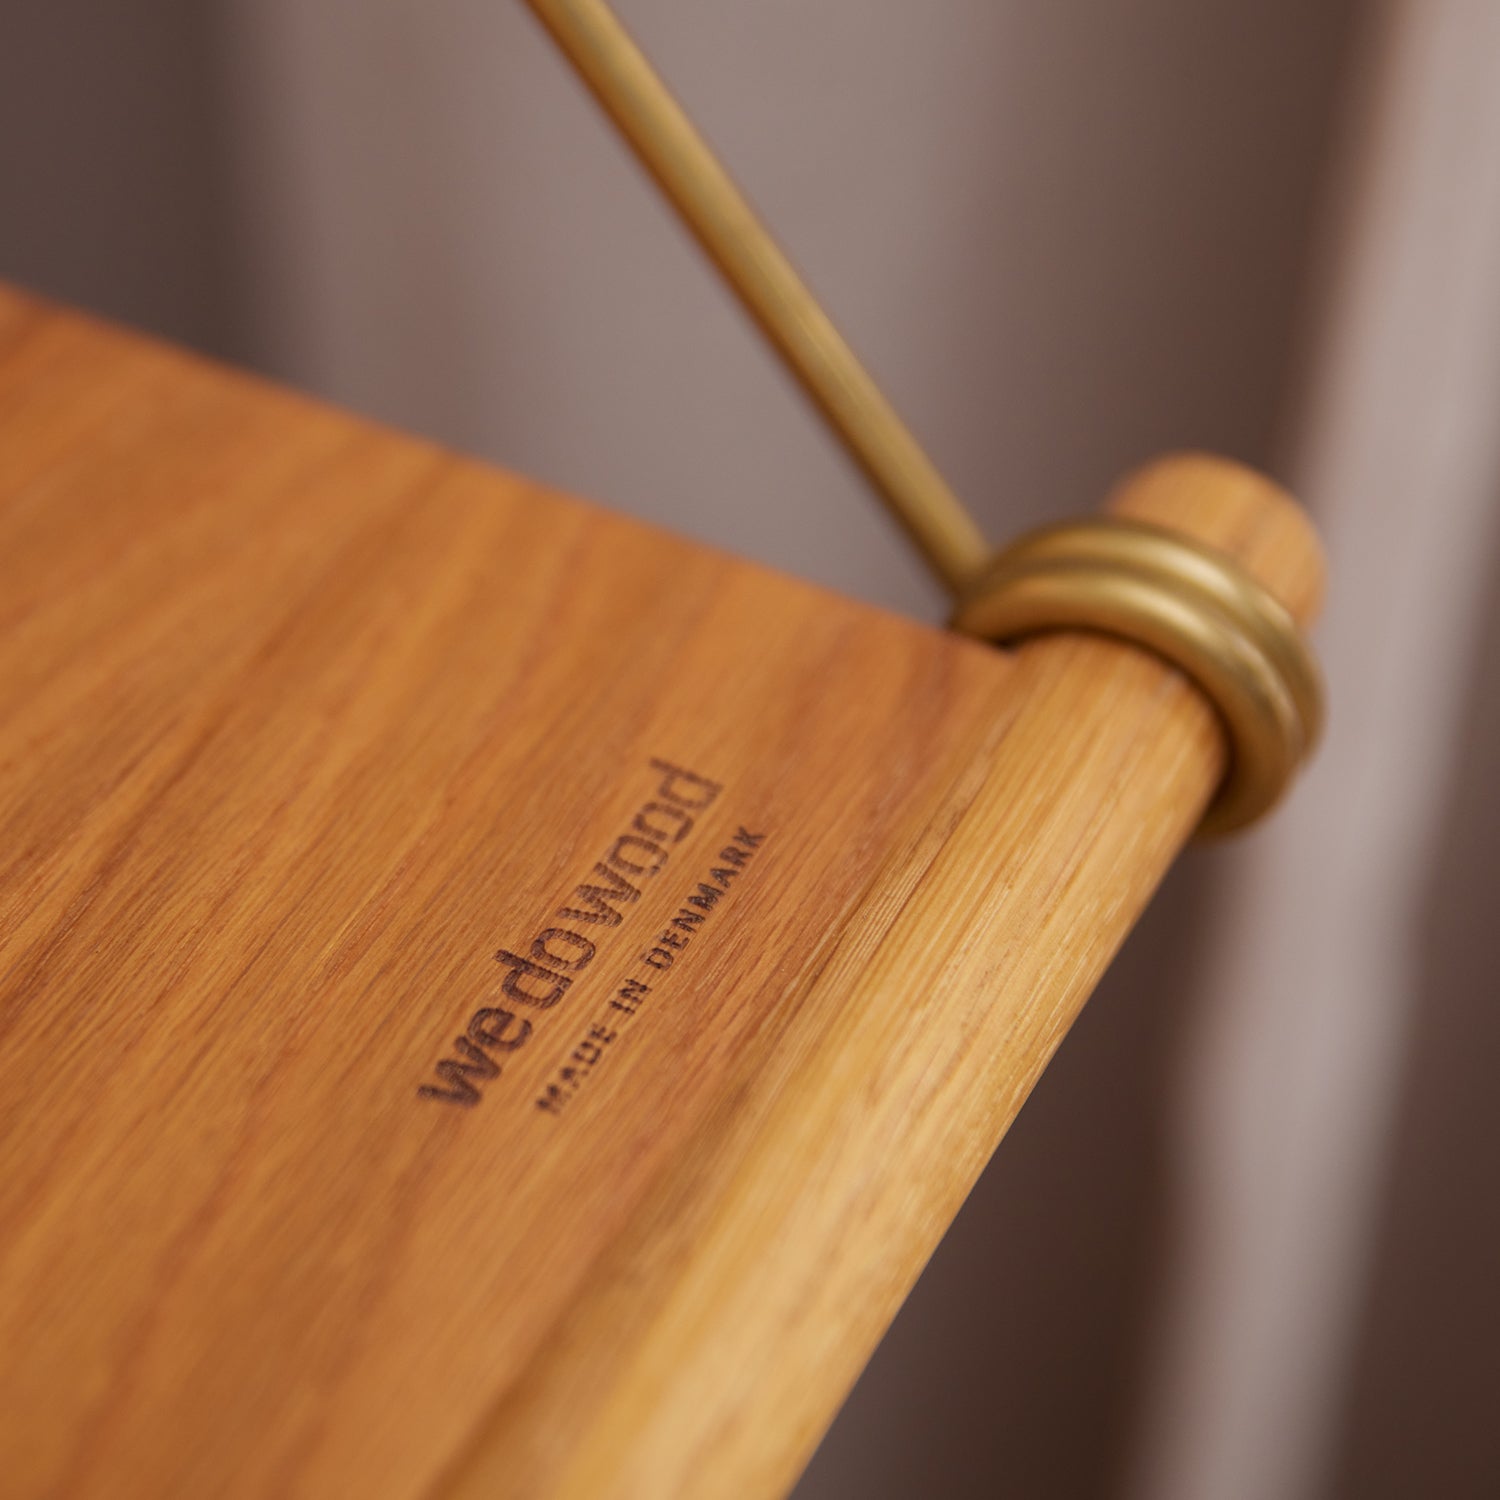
0,285,1319,1498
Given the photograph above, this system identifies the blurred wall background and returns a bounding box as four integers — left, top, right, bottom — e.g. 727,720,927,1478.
3,2,1496,1496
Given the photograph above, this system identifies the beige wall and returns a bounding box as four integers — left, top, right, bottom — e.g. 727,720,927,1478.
4,3,1496,1496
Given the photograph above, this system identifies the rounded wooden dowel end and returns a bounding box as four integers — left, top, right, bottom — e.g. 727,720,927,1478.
1107,453,1328,831
952,453,1326,833
1105,451,1325,629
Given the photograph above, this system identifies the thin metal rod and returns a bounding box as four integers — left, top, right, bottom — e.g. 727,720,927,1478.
520,0,990,598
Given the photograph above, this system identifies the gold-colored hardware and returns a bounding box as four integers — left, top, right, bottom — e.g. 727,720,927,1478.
520,0,989,595
952,519,1323,835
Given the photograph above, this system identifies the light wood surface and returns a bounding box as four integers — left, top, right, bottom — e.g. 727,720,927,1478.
0,284,1322,1499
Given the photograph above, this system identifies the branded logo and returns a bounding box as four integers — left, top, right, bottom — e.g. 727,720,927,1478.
417,759,722,1108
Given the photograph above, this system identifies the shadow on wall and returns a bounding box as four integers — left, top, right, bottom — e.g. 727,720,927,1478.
0,1,244,358
1326,516,1500,1500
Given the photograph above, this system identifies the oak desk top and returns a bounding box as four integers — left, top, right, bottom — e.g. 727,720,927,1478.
0,284,1320,1499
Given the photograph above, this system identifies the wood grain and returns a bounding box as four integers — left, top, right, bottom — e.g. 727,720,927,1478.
0,284,1322,1499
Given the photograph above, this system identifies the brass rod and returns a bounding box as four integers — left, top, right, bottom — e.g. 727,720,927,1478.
520,0,991,597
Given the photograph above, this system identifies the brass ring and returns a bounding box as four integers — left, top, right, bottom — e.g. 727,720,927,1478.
950,519,1323,836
